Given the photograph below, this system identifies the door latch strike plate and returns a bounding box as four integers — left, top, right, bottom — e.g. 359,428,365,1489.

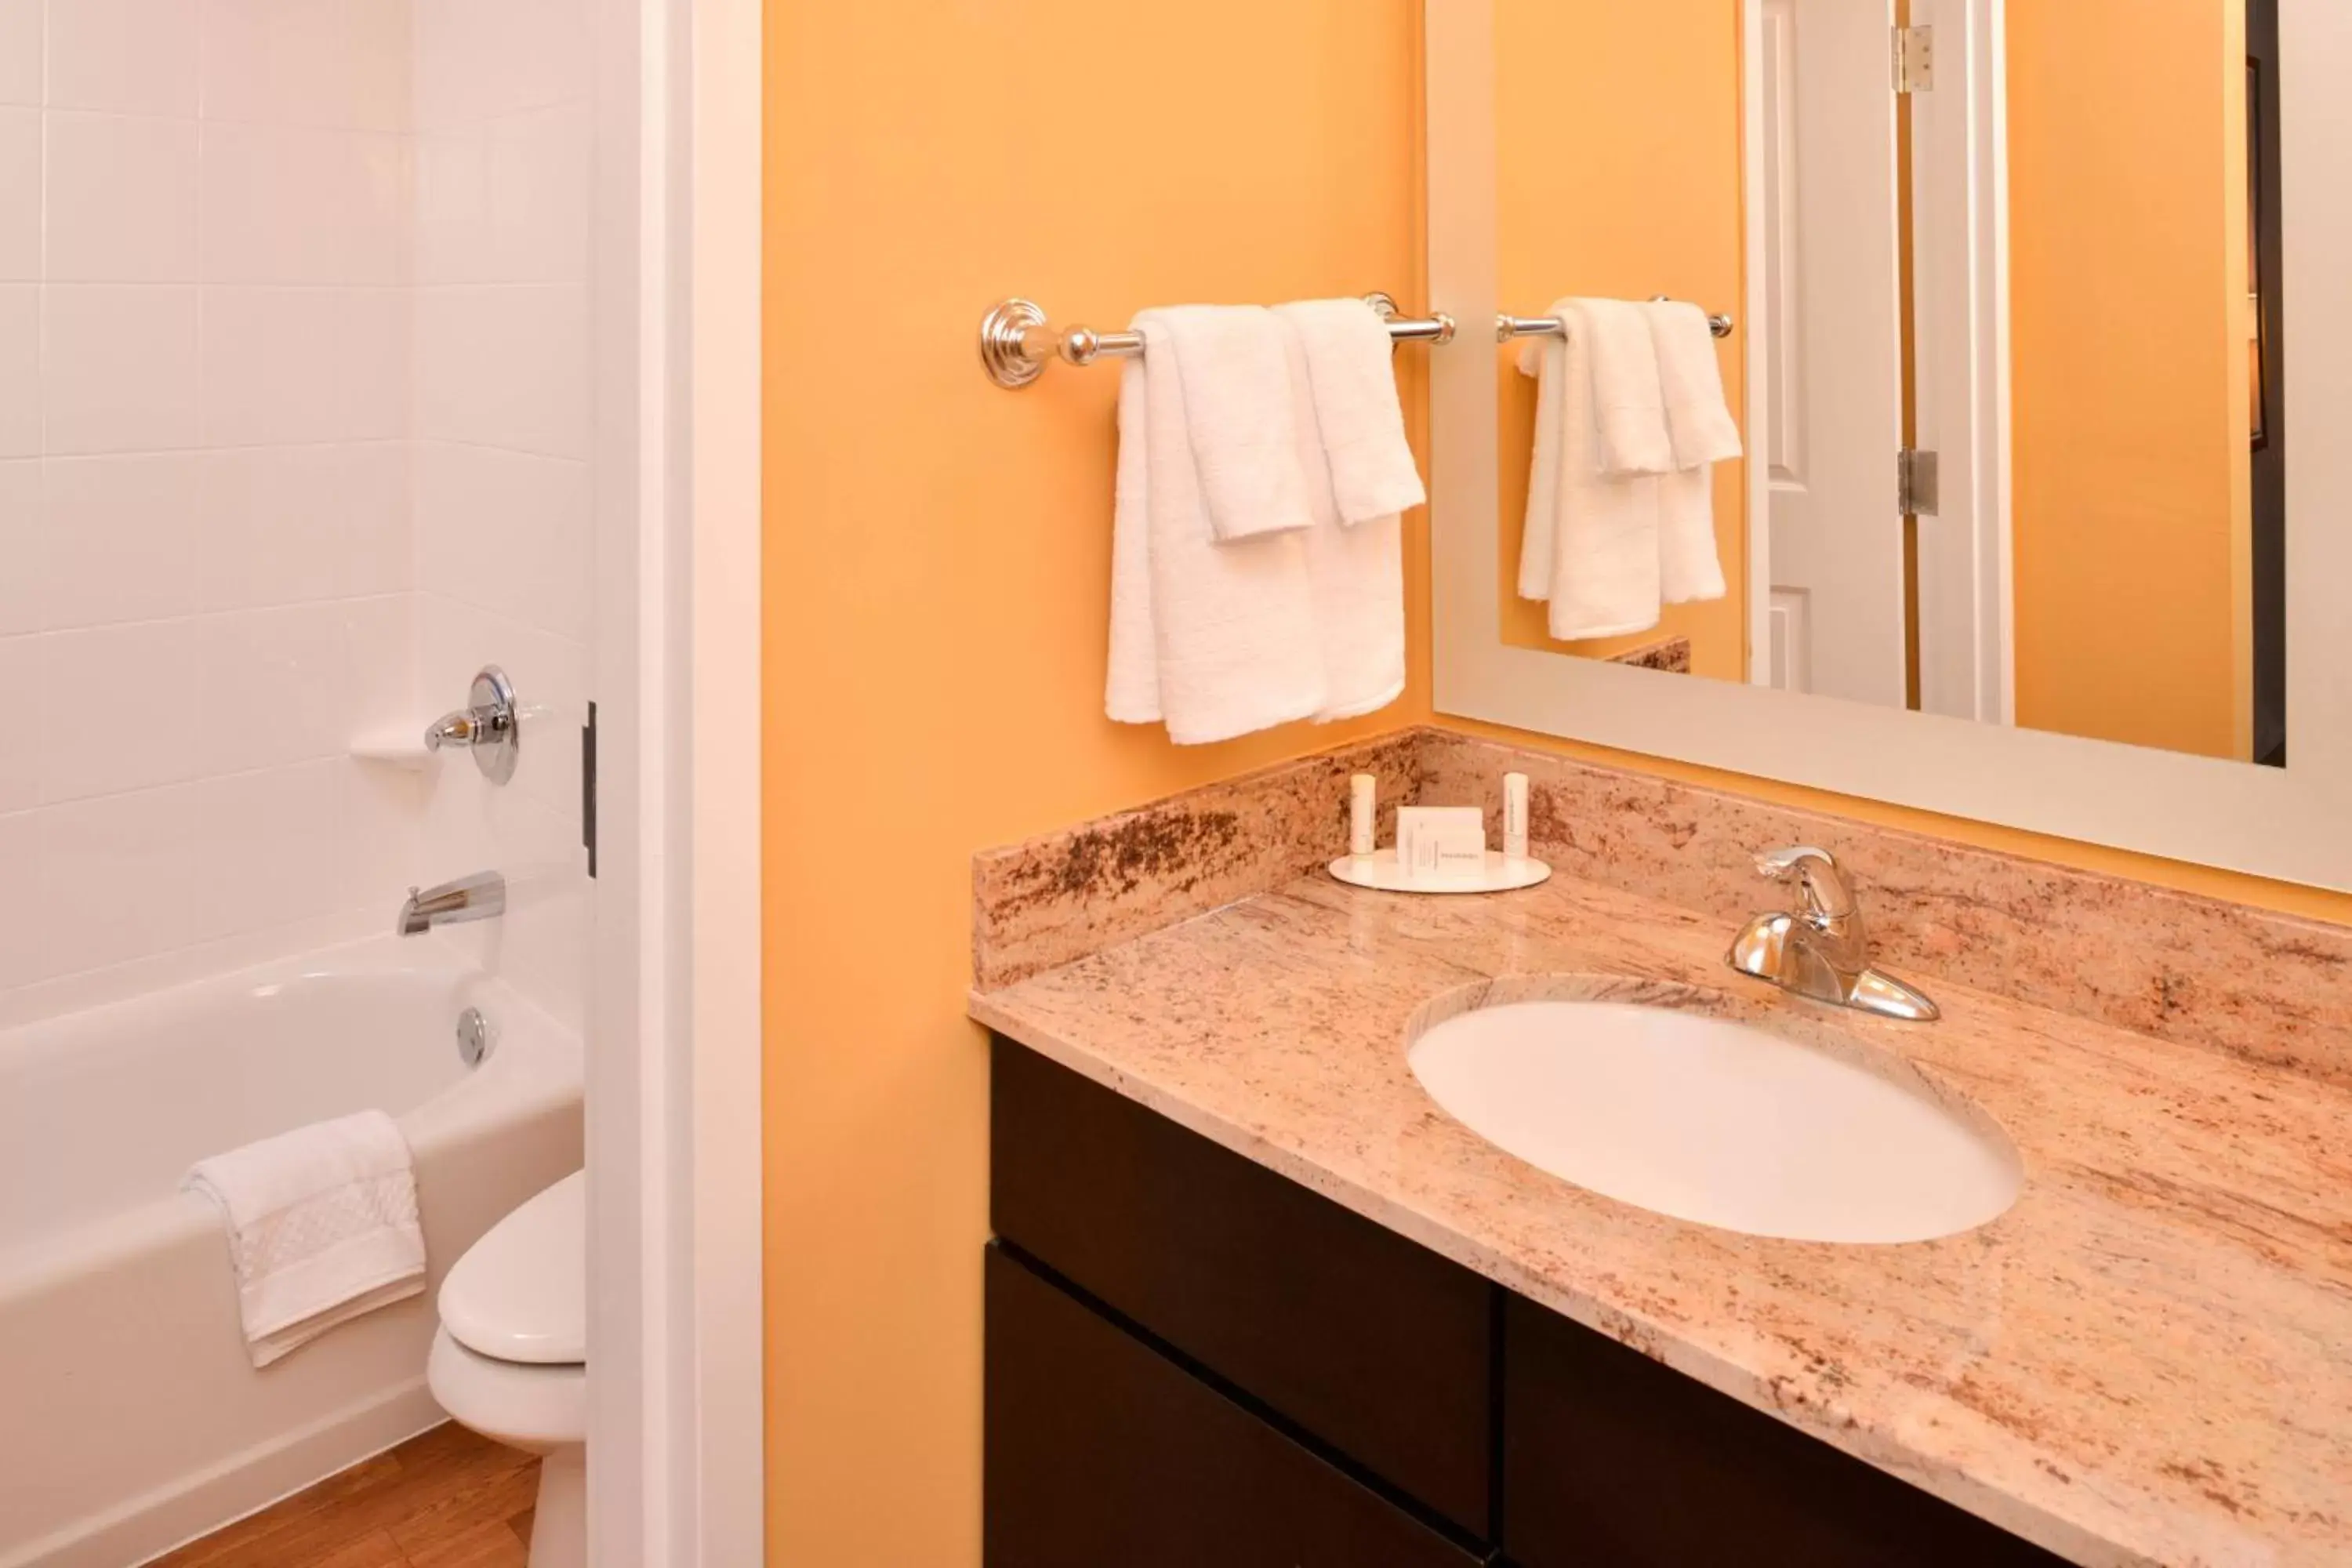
1899,448,1942,517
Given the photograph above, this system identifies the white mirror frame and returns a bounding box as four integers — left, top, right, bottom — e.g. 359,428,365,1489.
1426,0,2352,892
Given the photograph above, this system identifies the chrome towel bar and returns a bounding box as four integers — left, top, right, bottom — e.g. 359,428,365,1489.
979,292,1458,390
1499,301,1736,342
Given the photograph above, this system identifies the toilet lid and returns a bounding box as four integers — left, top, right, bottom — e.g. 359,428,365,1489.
439,1170,586,1364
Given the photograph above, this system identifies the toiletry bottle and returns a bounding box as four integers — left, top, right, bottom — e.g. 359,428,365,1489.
1350,775,1377,858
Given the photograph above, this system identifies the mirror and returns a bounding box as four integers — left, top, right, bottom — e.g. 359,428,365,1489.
1492,0,2288,768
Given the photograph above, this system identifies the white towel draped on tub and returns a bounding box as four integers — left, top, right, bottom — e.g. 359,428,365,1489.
184,1109,426,1367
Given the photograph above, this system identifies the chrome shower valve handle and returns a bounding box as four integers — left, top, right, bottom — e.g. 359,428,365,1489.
425,666,520,785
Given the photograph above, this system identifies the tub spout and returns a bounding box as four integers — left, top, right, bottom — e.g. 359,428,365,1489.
397,872,506,937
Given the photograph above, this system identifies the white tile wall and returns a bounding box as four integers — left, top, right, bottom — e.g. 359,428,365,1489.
36,784,205,979
41,456,216,626
413,441,591,641
201,122,410,286
43,285,205,452
201,286,411,447
0,285,39,456
3,0,600,1029
48,0,202,118
0,2,425,1011
412,285,590,459
412,0,589,130
0,808,42,992
45,111,202,281
198,444,414,607
0,461,38,633
410,0,595,1033
0,633,38,811
37,621,208,800
0,108,38,280
0,1,41,110
201,0,413,134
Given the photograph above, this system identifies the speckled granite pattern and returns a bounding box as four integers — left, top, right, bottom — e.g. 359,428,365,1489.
1606,634,1693,673
977,726,2352,1083
971,731,1429,989
972,871,2352,1566
1414,731,2352,1086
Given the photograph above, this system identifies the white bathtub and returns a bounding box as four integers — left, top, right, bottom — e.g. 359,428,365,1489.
0,938,583,1567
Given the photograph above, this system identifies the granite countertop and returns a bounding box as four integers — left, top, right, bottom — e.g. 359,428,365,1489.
971,868,2352,1567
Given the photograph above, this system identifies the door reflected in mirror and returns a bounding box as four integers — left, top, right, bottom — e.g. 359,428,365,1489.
1497,0,2286,767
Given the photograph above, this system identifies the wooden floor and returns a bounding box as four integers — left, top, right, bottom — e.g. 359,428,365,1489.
150,1423,539,1568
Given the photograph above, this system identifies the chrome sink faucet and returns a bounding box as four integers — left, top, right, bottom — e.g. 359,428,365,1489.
397,872,506,937
1726,847,1940,1022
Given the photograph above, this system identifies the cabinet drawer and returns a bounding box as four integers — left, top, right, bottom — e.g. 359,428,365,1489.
990,1039,1497,1537
985,1244,1486,1568
1503,1295,2065,1568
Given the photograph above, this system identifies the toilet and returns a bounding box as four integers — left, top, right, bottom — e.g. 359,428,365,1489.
426,1171,587,1568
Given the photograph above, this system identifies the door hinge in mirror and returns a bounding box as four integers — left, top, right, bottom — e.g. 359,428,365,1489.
1899,448,1941,518
1894,25,1936,94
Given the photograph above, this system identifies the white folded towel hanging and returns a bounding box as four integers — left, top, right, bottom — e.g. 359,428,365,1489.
183,1109,427,1368
1516,318,1566,603
1574,297,1675,478
1646,299,1744,468
1657,468,1728,606
1105,313,1326,744
1645,300,1738,604
1517,300,1663,640
1155,305,1312,543
1271,298,1428,527
1279,320,1406,722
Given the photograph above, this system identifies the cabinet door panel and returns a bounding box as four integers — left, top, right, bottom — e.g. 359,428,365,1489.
991,1039,1497,1536
1503,1295,2064,1568
985,1245,1484,1568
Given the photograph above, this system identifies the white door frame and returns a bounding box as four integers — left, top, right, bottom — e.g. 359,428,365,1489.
1743,0,1910,709
1738,0,2013,717
681,0,765,1555
1742,0,1773,684
586,0,764,1563
1909,0,2015,724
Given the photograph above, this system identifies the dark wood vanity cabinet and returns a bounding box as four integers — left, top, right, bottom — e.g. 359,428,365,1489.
987,1038,2065,1568
1503,1294,2061,1567
986,1245,1486,1568
989,1036,1496,1537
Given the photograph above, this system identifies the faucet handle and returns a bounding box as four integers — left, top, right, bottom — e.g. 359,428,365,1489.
1752,845,1858,922
423,666,520,786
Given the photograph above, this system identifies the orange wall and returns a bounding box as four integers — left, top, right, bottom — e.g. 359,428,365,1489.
1494,0,1749,677
760,5,1428,1563
2008,0,2251,759
762,9,2335,1564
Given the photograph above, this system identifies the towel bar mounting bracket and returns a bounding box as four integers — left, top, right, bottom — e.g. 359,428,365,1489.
978,298,1054,389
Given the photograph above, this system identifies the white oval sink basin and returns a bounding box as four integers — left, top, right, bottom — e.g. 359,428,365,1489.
1409,996,2021,1244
